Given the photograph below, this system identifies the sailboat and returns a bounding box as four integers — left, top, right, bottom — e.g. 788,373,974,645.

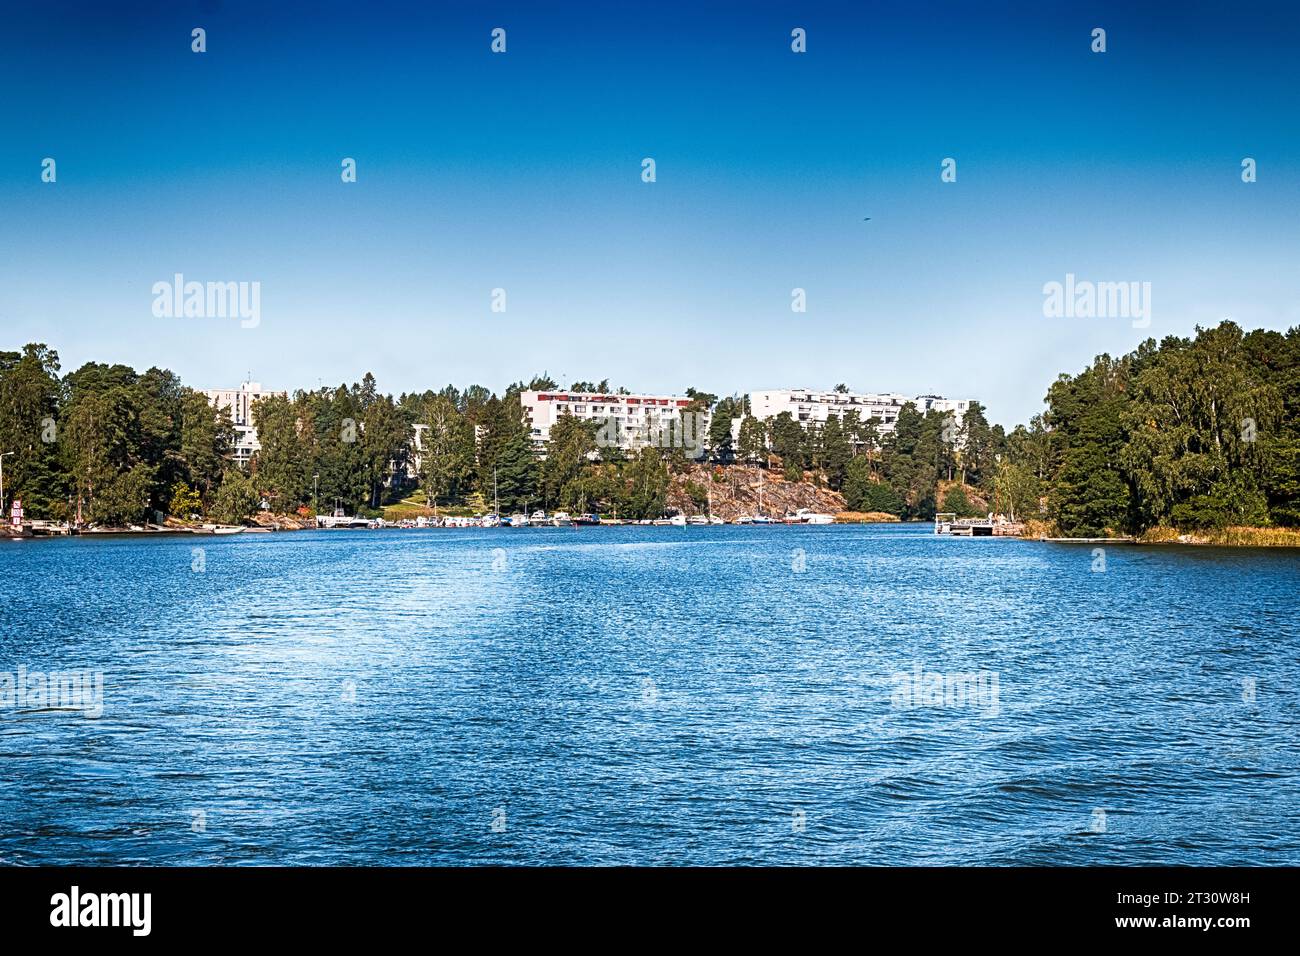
752,464,774,523
483,467,502,527
702,482,720,525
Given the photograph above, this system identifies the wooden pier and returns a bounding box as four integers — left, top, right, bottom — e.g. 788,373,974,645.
934,513,1024,537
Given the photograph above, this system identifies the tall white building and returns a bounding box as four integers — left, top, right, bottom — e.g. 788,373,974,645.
521,389,710,456
748,389,975,436
202,382,286,465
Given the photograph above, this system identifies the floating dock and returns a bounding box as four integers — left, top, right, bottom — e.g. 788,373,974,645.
934,513,1023,537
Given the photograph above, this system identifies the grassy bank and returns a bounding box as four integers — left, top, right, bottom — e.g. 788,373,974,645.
382,492,482,521
1023,522,1300,548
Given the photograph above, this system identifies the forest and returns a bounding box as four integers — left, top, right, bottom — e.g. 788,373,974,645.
0,321,1295,537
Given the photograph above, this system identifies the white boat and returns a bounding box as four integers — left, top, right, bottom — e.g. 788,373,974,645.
316,505,371,529
668,514,687,526
551,512,574,527
651,517,673,526
798,508,835,524
752,515,775,525
481,513,501,528
709,515,725,525
687,515,709,525
735,514,754,525
507,513,528,527
528,510,549,527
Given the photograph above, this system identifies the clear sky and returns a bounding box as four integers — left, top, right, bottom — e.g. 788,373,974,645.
2,1,1298,427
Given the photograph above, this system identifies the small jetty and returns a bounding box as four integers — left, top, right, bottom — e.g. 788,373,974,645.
934,512,1023,537
7,519,79,537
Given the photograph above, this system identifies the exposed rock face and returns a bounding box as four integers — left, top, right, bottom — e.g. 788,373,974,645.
252,512,314,530
666,465,845,521
935,479,992,516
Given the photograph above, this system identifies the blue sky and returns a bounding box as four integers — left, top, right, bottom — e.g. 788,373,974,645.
2,1,1298,426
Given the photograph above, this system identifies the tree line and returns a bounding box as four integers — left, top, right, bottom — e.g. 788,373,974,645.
0,321,1295,534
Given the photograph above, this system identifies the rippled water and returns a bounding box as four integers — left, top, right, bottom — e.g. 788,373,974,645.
1,524,1297,865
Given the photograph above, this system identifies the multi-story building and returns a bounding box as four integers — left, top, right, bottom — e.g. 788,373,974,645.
911,394,972,418
521,390,710,456
409,423,429,475
748,389,975,437
202,382,286,466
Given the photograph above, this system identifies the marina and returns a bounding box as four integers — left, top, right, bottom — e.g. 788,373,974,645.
5,510,893,537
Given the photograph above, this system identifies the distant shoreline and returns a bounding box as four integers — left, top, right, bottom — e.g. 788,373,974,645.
10,521,1299,549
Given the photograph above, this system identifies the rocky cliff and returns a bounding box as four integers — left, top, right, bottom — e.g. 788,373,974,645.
667,464,846,521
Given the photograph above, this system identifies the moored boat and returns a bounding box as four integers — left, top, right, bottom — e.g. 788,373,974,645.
316,506,372,529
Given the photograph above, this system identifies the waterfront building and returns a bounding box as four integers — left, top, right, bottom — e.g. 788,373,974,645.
409,423,429,474
747,388,975,437
521,390,710,455
202,382,286,465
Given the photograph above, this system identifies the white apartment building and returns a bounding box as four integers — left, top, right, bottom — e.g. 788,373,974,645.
521,390,710,455
203,382,286,465
748,389,974,436
409,423,429,475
